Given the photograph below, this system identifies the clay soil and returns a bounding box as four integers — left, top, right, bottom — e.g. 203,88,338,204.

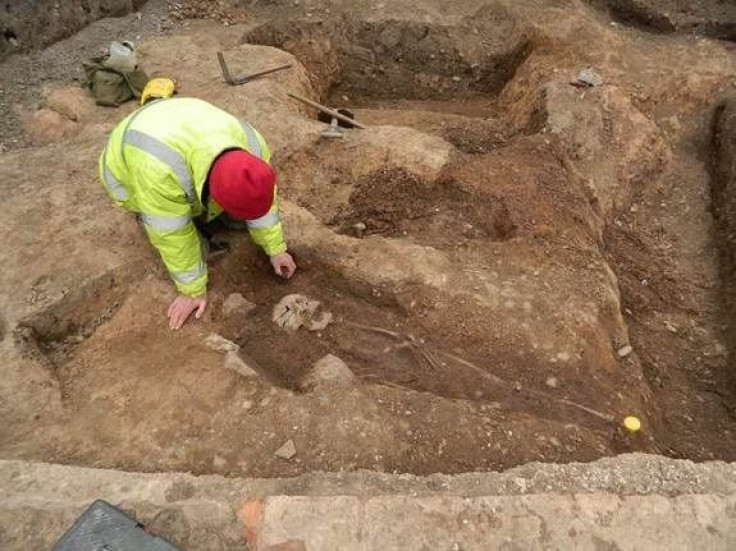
1,0,735,478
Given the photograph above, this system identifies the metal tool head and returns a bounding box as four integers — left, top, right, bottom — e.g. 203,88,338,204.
218,51,292,86
321,118,344,139
217,51,235,85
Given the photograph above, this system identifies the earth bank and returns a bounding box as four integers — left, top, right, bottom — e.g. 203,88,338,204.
0,0,734,497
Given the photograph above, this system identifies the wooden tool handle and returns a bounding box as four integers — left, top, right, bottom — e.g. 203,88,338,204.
236,63,293,84
287,92,367,129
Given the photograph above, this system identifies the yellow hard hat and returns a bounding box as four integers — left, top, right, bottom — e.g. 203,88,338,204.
140,77,177,105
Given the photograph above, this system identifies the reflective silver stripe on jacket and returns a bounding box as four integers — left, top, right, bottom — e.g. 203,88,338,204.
123,129,195,204
139,213,191,232
246,210,280,229
104,167,129,201
102,144,129,201
172,262,206,284
240,121,262,158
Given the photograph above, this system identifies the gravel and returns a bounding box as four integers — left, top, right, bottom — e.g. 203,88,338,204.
2,453,736,498
0,0,172,151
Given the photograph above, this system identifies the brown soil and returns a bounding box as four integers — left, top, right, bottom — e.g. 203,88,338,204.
0,0,176,150
6,134,655,476
9,238,618,477
710,97,736,390
590,0,736,40
1,0,736,479
244,3,533,99
333,98,512,154
330,167,516,243
0,0,147,61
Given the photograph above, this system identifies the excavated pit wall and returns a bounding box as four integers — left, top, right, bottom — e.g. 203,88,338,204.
589,0,736,40
1,0,735,483
244,4,534,101
710,97,736,376
0,0,147,61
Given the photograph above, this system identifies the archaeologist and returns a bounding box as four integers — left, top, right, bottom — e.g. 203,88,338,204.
98,93,296,329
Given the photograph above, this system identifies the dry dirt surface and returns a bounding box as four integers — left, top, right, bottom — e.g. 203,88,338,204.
589,0,736,40
0,0,147,61
0,0,735,480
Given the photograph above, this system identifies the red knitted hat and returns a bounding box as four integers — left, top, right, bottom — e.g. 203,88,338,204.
209,150,276,220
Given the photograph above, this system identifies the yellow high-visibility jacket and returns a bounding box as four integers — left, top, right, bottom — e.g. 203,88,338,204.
99,97,286,298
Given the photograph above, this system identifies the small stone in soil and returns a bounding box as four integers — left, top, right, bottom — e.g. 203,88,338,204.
575,68,603,87
205,333,239,354
545,377,559,389
223,292,256,317
274,439,297,460
224,351,259,379
617,345,633,358
302,354,357,389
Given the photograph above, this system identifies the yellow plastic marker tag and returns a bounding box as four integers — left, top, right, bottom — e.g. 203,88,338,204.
623,416,641,432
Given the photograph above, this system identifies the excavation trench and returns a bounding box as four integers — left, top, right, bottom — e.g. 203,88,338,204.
11,233,624,476
246,6,538,149
588,0,736,41
5,26,654,475
4,13,736,478
244,4,534,100
710,100,736,376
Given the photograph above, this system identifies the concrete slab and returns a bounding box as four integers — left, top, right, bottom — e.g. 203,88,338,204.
1,455,736,549
255,494,736,550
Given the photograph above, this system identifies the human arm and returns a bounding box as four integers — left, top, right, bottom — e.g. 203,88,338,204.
138,193,209,328
246,188,296,278
167,294,207,329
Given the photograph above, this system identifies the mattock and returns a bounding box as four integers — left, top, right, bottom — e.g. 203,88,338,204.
217,51,292,86
320,116,345,140
286,91,367,139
